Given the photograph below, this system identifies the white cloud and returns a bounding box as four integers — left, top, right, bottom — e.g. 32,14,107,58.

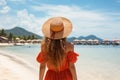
16,9,45,36
0,6,10,14
0,4,120,39
32,5,111,37
32,4,109,29
32,4,113,37
0,0,6,6
0,15,18,29
0,9,47,36
0,0,11,14
33,4,106,21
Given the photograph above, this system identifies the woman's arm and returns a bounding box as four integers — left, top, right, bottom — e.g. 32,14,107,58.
39,63,46,80
69,63,77,80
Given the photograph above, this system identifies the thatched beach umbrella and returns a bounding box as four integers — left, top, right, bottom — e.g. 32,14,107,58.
73,39,80,44
73,39,80,42
31,39,40,43
26,39,32,43
19,39,25,43
87,39,93,42
80,39,86,42
112,38,120,45
103,39,111,45
112,39,119,42
37,39,42,43
87,39,93,45
80,39,86,45
93,39,99,44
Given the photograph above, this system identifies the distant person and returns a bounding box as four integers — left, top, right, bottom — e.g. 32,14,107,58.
36,17,79,80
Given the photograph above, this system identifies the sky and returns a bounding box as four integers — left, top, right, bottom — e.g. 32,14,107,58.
0,0,120,39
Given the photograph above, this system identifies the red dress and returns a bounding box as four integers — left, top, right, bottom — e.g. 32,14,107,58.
36,51,79,80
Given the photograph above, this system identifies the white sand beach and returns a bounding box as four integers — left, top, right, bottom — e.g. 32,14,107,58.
0,43,14,46
0,50,38,80
0,43,30,47
0,45,120,80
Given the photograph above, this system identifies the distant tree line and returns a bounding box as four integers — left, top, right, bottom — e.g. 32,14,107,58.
0,29,37,41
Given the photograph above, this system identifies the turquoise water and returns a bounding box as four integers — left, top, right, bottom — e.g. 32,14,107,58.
0,44,120,80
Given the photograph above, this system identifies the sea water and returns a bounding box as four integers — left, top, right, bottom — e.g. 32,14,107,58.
0,44,120,80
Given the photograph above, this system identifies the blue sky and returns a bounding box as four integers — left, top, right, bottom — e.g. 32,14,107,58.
0,0,120,39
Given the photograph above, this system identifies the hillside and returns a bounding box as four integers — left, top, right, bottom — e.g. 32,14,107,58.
78,35,103,41
4,27,103,41
5,27,42,39
67,35,103,42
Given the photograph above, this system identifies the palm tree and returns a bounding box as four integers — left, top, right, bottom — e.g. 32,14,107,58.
23,35,27,40
8,32,13,42
0,29,7,37
31,34,36,40
27,35,31,40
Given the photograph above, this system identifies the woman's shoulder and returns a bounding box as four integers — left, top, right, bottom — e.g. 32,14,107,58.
65,42,74,53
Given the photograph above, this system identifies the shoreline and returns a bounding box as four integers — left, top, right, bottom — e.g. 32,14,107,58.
0,42,120,47
0,43,14,46
0,50,38,80
0,45,120,80
0,43,33,46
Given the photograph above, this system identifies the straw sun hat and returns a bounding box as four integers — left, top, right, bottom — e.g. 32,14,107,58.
42,17,72,39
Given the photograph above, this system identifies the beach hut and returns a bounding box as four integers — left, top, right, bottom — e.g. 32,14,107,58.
31,39,40,44
73,39,80,45
19,39,25,43
0,36,8,43
102,39,111,45
80,39,87,45
93,39,99,45
112,39,120,45
26,39,32,43
37,39,42,43
87,39,93,45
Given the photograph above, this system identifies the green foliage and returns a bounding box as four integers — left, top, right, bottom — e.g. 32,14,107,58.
0,29,7,37
31,34,36,40
0,27,39,41
23,35,27,40
27,35,31,40
13,36,16,41
8,32,13,41
5,27,42,39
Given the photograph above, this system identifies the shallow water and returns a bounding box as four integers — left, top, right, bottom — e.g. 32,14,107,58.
0,44,120,80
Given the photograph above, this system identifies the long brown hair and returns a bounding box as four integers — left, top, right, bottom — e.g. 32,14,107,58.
41,37,66,69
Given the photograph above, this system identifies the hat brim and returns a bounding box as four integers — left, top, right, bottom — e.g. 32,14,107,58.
42,17,72,39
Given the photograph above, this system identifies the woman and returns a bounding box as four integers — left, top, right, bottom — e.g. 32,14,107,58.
36,17,79,80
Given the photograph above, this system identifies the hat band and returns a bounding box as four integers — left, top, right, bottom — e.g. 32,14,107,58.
50,23,64,33
50,28,64,39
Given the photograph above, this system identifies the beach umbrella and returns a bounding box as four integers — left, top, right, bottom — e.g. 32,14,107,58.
19,39,25,43
73,39,80,42
80,39,86,42
26,39,32,43
73,39,80,44
93,39,99,44
16,37,20,40
93,39,99,43
87,39,93,42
